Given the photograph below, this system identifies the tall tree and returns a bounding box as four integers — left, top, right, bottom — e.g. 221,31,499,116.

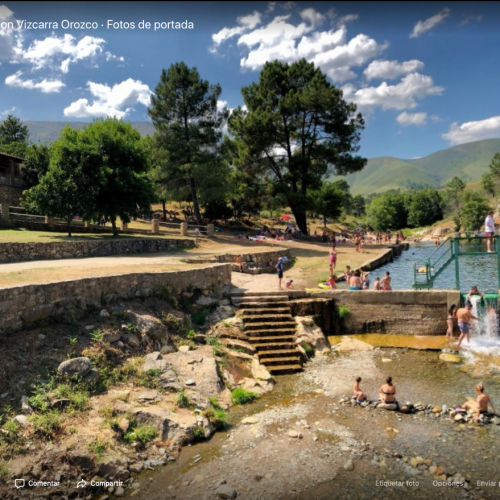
148,62,228,225
78,118,155,235
407,189,444,227
481,152,500,197
458,191,491,231
228,59,365,235
313,181,349,227
21,127,100,236
21,144,51,189
445,176,466,212
0,115,29,144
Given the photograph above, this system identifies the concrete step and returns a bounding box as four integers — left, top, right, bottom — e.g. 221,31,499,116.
243,314,293,324
255,349,300,358
229,291,292,298
244,321,296,332
241,307,291,316
260,356,301,366
234,301,291,309
267,364,303,374
246,329,296,337
235,296,290,304
252,341,296,350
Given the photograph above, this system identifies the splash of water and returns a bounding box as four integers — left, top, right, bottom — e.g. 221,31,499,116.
467,295,500,351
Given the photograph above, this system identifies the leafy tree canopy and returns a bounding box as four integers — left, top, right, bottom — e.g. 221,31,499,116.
0,115,29,146
228,58,366,235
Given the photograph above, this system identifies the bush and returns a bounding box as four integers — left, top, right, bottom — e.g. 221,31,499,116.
124,425,158,444
231,388,259,405
337,305,352,319
300,342,314,356
176,390,191,408
192,425,206,441
202,407,227,430
29,411,62,439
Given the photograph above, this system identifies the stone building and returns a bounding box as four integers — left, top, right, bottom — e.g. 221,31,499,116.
0,151,25,206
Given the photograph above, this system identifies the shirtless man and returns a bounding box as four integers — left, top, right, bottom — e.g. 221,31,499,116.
463,383,495,421
456,301,478,347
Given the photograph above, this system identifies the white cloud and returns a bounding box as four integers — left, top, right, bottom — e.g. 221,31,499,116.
459,15,482,26
63,78,152,118
300,8,325,28
0,5,20,62
338,14,359,25
442,116,500,145
396,111,427,126
343,73,444,113
364,59,425,80
410,8,450,38
266,2,276,13
211,11,262,48
5,71,65,93
217,100,228,112
0,106,16,117
22,34,110,73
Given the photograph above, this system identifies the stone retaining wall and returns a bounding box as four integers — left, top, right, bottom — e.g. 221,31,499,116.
0,264,231,335
308,289,460,335
0,238,194,263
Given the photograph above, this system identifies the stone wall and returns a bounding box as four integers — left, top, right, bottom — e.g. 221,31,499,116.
0,264,232,335
308,289,460,336
0,184,22,206
0,238,194,263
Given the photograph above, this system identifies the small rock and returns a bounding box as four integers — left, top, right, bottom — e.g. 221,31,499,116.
100,309,110,318
51,399,71,410
116,341,125,348
439,353,462,363
179,346,190,353
57,357,91,378
0,393,8,399
242,417,259,425
81,369,100,385
288,430,302,438
13,415,29,426
216,485,238,499
194,474,205,483
20,396,33,415
160,345,176,355
103,333,121,343
432,406,442,414
344,460,354,471
115,486,125,497
38,334,46,341
185,379,196,386
84,325,95,331
127,334,141,348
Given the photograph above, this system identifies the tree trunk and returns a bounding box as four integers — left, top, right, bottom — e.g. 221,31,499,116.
162,200,167,220
290,206,308,235
189,175,203,225
111,218,118,236
323,215,327,227
67,218,72,237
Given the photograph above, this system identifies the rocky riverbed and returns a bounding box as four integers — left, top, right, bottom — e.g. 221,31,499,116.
132,340,500,500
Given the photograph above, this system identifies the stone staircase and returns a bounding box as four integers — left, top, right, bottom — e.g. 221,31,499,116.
230,292,302,374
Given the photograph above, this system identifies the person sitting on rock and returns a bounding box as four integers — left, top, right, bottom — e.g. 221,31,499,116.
354,377,367,403
462,383,495,421
379,376,397,404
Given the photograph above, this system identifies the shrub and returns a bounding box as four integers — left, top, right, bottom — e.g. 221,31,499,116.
187,329,196,340
337,305,352,319
90,329,103,342
231,388,259,405
88,439,107,457
176,390,191,408
202,407,227,430
300,342,314,356
29,411,62,439
124,425,158,444
192,425,206,441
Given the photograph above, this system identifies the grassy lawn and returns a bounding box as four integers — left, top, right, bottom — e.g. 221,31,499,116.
0,228,194,243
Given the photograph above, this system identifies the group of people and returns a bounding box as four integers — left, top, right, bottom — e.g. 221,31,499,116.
353,377,495,421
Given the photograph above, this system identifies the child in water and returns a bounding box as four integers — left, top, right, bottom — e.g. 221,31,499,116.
354,377,367,403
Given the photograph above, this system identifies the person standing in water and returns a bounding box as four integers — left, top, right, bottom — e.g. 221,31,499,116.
381,271,392,290
462,383,495,421
456,301,479,347
446,304,457,338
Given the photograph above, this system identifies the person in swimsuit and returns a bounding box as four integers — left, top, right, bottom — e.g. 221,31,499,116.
354,377,367,403
466,285,484,300
276,257,284,290
345,265,353,281
348,270,362,290
379,376,396,404
446,304,456,338
235,254,244,273
329,247,337,273
373,277,381,290
456,301,478,347
462,383,495,421
327,275,337,289
381,271,392,290
362,271,370,290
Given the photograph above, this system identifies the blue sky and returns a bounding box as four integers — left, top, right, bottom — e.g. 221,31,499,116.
1,1,499,159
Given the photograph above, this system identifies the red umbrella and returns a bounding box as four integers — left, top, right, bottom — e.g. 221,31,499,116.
280,215,292,220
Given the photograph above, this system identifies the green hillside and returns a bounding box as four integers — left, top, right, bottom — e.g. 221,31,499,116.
25,121,155,144
333,138,500,195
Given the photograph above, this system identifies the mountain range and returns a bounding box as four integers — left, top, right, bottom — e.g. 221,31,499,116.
333,138,500,195
23,122,500,196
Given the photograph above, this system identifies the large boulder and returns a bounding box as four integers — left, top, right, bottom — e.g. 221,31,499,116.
295,316,331,355
142,352,170,373
57,357,91,378
167,345,223,398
